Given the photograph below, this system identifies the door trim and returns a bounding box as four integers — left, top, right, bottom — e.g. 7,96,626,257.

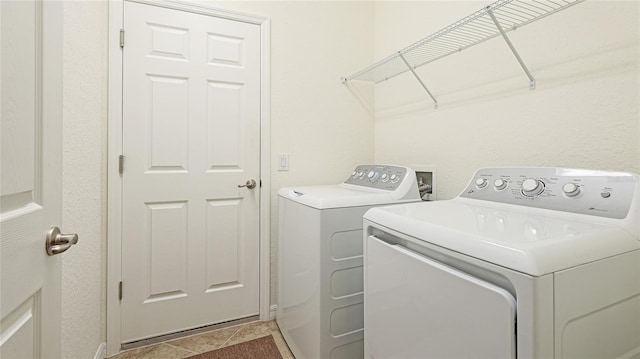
106,1,271,356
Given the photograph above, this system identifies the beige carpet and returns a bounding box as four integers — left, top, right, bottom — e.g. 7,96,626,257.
185,335,283,359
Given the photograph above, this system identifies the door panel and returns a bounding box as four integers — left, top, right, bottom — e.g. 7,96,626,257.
1,296,38,358
121,1,261,342
147,75,189,171
365,235,516,359
207,82,243,168
145,201,188,300
205,198,242,290
1,0,39,214
1,0,63,357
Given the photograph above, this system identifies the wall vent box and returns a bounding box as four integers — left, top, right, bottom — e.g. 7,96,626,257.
411,165,437,201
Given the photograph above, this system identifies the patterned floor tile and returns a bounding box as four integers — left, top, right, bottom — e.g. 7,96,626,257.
110,343,196,359
166,324,244,354
108,320,293,358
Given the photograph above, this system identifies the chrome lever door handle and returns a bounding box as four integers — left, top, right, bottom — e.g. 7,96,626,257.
46,227,79,256
238,179,257,189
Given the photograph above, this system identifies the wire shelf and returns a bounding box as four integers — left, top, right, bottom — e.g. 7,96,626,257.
342,0,585,85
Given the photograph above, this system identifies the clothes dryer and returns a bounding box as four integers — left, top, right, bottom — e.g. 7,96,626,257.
363,167,640,359
277,165,429,359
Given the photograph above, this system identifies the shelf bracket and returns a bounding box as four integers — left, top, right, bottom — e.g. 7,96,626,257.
487,8,536,90
398,52,438,109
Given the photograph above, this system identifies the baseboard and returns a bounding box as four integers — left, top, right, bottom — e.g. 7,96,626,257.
93,342,107,359
270,304,277,320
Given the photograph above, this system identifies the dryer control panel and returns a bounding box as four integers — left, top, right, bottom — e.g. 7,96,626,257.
460,167,638,219
344,165,412,191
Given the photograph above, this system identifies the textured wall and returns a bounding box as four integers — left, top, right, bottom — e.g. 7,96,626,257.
62,1,108,358
373,0,640,200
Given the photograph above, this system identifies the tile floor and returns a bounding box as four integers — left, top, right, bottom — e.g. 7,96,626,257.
109,320,294,359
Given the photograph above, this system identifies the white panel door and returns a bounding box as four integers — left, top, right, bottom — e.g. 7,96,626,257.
121,1,261,342
0,1,64,357
365,236,516,359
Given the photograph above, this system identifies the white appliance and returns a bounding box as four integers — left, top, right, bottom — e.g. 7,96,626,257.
278,165,429,359
364,167,640,359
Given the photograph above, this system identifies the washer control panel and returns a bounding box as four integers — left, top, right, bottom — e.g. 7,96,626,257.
460,167,637,219
344,165,409,191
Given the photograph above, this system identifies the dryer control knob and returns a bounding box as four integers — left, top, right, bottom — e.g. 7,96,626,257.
381,173,389,182
522,178,544,197
562,183,581,197
368,171,380,183
493,179,508,190
390,174,400,183
475,178,488,189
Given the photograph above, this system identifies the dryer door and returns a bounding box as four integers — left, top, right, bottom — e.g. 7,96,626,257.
365,235,516,359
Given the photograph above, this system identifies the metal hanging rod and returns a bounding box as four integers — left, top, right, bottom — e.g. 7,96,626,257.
399,52,439,109
341,0,585,106
487,7,536,90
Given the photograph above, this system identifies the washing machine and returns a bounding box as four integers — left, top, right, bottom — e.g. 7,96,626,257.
277,164,431,359
364,167,640,359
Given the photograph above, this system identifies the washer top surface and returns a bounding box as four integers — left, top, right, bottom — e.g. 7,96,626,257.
278,164,421,209
365,167,640,276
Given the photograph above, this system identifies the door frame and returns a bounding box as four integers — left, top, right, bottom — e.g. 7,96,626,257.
106,0,271,355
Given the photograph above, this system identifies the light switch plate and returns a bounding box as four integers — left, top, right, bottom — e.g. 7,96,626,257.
278,153,289,171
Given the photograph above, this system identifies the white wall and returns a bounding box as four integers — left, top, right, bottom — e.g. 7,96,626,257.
62,1,108,358
373,0,640,199
60,1,374,357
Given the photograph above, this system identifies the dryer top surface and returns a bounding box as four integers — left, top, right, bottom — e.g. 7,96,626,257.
365,198,639,276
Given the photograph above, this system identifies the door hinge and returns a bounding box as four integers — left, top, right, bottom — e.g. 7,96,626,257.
260,179,262,188
119,281,123,301
119,29,125,48
119,155,125,174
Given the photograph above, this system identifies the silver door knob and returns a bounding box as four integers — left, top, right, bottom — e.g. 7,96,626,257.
46,227,78,256
238,179,257,189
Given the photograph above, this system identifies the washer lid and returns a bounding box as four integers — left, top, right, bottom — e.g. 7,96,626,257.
364,199,640,276
278,185,417,209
